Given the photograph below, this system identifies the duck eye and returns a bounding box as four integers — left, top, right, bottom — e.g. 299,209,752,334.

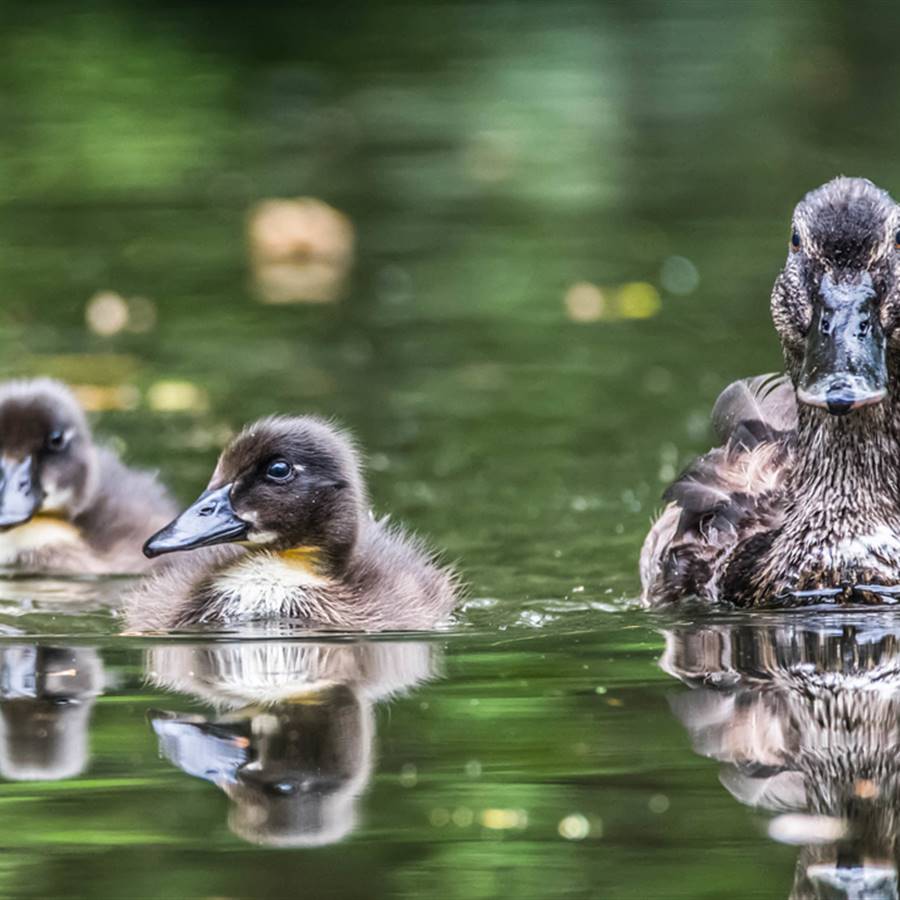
265,459,293,483
791,231,801,251
46,429,69,452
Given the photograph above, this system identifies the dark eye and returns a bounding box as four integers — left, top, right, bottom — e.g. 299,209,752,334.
895,230,900,248
791,231,801,250
265,459,293,483
46,429,69,452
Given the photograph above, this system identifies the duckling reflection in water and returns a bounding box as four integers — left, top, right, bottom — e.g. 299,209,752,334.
0,379,176,574
146,640,436,847
642,178,900,607
0,645,103,781
662,618,900,899
125,416,459,631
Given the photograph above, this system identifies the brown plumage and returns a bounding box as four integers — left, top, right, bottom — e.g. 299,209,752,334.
0,379,176,574
642,177,900,606
641,374,797,604
123,416,461,631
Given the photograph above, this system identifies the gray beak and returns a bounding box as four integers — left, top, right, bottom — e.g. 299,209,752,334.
797,271,887,416
143,484,248,558
0,457,42,530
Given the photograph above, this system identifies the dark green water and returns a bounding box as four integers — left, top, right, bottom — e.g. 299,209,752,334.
2,1,900,897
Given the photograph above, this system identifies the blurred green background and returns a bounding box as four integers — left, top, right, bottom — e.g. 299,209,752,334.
0,1,896,897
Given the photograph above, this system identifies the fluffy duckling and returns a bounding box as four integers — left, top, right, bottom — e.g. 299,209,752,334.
125,416,459,631
0,379,176,574
642,177,900,606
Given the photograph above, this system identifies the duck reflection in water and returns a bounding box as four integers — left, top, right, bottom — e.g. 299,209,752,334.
0,645,103,781
662,617,900,899
146,640,437,847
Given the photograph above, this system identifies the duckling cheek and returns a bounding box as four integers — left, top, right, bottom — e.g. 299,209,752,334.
233,508,279,545
244,529,279,545
39,482,74,515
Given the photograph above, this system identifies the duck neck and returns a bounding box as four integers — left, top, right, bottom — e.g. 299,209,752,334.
789,398,900,527
760,383,900,597
270,513,361,579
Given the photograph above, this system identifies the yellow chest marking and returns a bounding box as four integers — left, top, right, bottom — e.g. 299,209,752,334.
0,516,83,563
277,545,323,574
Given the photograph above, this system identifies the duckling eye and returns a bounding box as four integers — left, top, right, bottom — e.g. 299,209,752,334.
265,459,293,483
45,429,69,452
791,231,801,251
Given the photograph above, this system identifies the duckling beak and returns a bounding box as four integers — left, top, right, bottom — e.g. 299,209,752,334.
797,271,887,416
143,484,249,558
0,456,42,530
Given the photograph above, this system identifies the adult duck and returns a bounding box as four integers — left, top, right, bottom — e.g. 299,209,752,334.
642,177,900,606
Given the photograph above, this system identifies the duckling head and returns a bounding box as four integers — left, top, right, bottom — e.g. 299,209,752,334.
0,379,98,529
772,177,900,416
144,416,365,572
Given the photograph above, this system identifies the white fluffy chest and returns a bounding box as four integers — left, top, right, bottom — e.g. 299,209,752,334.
204,551,332,623
0,518,83,565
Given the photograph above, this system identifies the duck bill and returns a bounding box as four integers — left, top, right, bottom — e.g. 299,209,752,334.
0,457,42,530
143,484,248,558
797,272,887,416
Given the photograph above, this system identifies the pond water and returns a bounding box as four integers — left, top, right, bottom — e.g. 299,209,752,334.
2,1,900,898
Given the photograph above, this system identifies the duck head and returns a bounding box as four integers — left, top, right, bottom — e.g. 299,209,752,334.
144,416,364,570
0,379,98,528
771,177,900,416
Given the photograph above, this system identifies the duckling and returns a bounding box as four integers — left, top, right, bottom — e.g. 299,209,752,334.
0,379,176,574
145,639,436,846
125,416,459,631
642,177,900,607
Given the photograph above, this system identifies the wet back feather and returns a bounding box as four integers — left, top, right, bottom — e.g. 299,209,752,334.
641,375,797,605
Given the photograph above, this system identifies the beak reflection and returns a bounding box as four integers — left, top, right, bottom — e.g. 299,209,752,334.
143,484,248,558
797,271,888,416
